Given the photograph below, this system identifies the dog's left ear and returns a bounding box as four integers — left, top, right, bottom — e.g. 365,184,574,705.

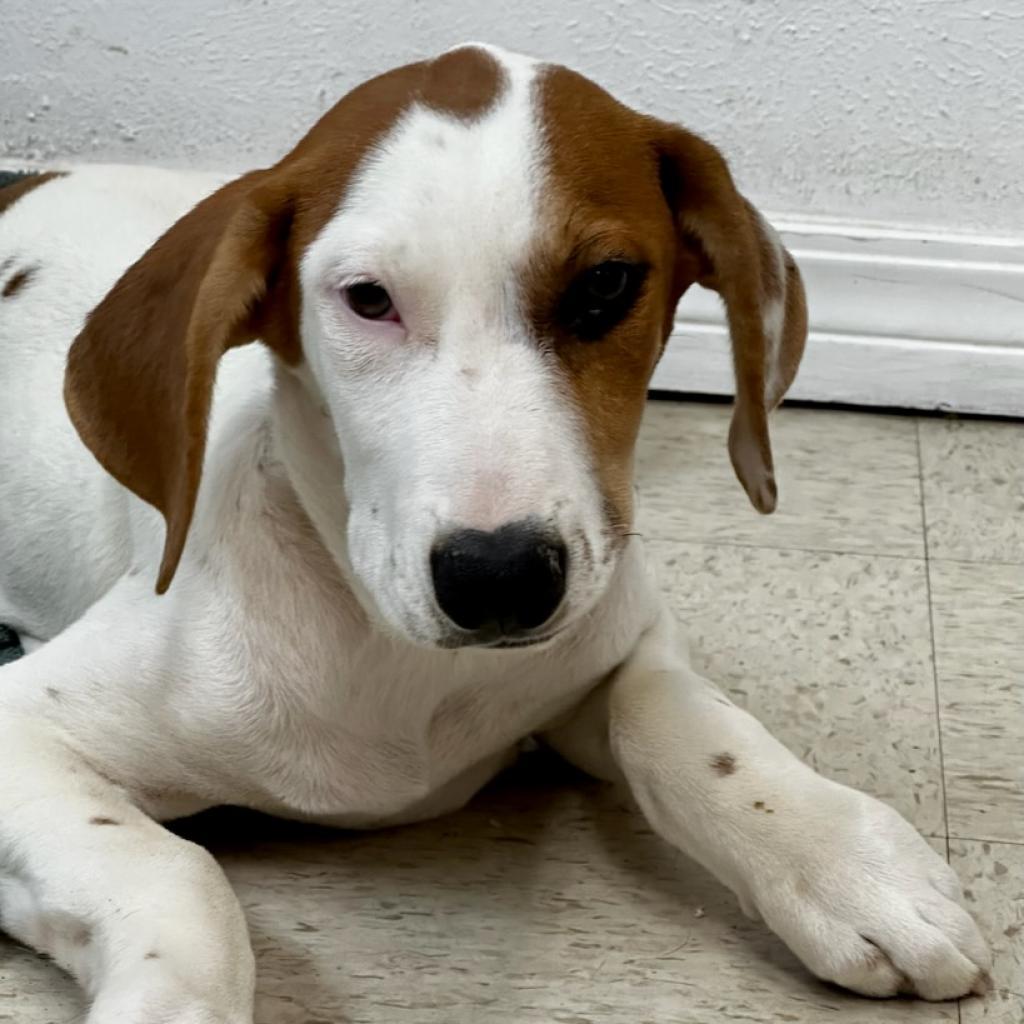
655,125,808,513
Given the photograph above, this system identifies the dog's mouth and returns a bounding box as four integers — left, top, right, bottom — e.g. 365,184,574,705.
435,616,568,652
483,631,562,651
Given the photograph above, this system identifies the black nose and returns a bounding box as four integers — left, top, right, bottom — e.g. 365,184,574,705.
430,521,568,638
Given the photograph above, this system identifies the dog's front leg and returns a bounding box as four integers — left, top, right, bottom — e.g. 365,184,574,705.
544,609,991,1001
0,712,254,1024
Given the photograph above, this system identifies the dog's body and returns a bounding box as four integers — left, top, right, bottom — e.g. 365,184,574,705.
0,45,990,1024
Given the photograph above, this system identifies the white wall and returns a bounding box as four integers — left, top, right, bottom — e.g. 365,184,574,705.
2,0,1022,236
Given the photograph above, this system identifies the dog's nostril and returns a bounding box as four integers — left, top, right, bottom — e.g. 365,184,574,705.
430,521,568,636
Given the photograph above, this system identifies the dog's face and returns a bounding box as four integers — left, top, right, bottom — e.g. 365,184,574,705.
65,45,806,649
298,50,681,646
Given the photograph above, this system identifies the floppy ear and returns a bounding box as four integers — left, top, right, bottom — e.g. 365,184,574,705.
64,170,299,594
656,126,808,513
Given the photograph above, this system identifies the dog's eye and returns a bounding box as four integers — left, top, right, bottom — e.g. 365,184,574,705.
585,262,630,302
560,260,645,341
344,281,398,322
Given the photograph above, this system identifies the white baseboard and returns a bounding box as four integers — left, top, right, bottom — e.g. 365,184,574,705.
653,216,1024,417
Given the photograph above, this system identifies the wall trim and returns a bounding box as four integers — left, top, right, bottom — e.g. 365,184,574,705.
654,215,1024,417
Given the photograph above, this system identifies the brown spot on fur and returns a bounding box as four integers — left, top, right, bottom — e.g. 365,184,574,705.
418,46,506,121
711,753,738,776
2,265,37,298
972,968,994,995
45,687,62,702
0,171,65,217
144,950,160,960
89,816,121,826
754,801,765,810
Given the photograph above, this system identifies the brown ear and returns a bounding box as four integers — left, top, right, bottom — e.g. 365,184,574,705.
656,127,808,513
65,171,299,593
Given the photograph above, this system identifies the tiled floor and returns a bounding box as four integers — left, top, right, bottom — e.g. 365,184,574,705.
1,401,1021,1023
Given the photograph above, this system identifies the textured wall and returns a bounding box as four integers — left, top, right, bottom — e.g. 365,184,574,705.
2,0,1021,234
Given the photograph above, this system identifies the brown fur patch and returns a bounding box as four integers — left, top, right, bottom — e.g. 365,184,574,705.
0,171,65,217
144,950,160,960
532,66,682,532
533,64,807,532
89,816,121,826
64,62,431,592
710,752,738,776
2,265,37,298
418,46,506,121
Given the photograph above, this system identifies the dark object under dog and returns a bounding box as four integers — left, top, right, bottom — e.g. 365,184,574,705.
0,624,24,665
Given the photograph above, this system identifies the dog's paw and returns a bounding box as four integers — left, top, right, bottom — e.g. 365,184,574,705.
748,783,991,1000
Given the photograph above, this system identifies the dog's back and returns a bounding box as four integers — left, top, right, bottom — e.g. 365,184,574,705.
0,167,224,640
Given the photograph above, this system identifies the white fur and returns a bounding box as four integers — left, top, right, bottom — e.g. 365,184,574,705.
0,48,989,1023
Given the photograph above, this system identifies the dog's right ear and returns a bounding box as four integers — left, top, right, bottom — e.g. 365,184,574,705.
65,171,299,594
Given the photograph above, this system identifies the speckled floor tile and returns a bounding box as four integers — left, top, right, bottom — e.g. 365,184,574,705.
0,759,961,1024
3,402,1019,1024
930,558,1024,844
919,417,1024,565
636,401,925,558
952,839,1024,1024
649,539,944,835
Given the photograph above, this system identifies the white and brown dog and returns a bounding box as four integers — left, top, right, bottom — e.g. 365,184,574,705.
0,44,990,1023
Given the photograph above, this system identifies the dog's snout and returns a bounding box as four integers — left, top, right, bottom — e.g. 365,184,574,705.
430,521,568,639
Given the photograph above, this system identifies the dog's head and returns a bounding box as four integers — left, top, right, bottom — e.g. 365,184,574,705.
65,44,806,649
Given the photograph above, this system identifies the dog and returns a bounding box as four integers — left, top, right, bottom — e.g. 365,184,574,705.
0,43,990,1023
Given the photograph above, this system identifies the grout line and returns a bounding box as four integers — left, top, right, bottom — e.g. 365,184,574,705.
925,553,1024,570
948,835,1024,849
915,419,962,1024
915,422,953,851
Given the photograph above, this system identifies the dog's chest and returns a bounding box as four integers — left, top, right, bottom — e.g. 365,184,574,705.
243,630,629,826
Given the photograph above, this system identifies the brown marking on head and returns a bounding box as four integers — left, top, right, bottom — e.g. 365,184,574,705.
710,752,738,776
89,816,121,826
532,64,808,531
531,67,677,531
0,171,66,217
144,950,160,960
2,265,38,298
64,61,434,593
418,46,506,121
